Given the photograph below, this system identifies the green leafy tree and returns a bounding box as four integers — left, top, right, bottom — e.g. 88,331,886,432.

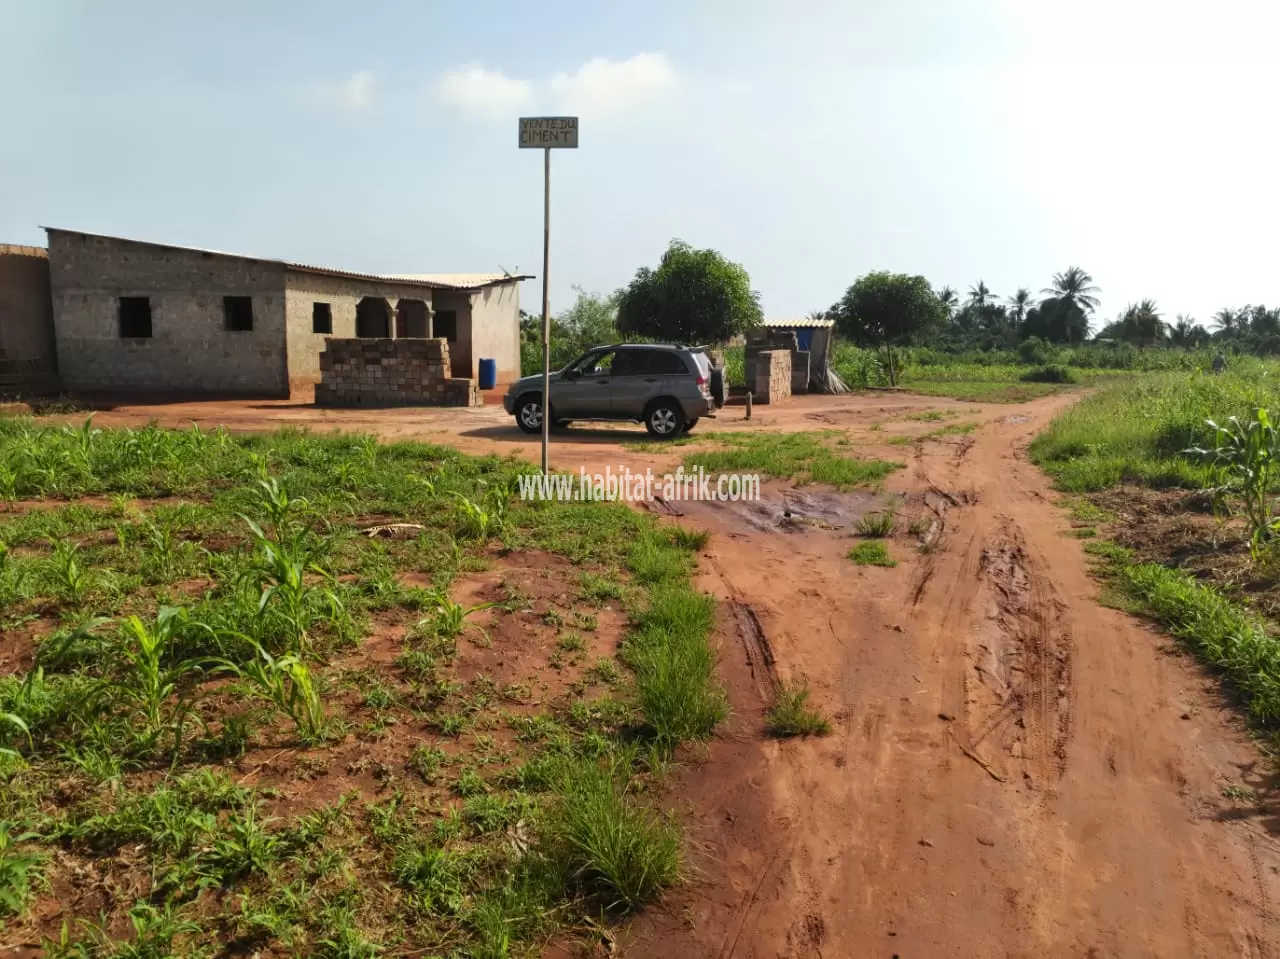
615,240,762,344
829,272,948,386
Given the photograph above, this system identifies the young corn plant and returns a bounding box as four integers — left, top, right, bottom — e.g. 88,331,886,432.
240,520,346,656
110,608,211,757
452,490,506,541
1188,408,1280,558
223,643,331,745
47,540,94,605
0,821,46,919
416,589,500,647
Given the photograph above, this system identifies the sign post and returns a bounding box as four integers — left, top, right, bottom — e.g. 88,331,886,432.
519,116,578,475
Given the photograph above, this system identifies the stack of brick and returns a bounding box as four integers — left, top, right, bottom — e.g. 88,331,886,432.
314,338,480,407
750,349,792,405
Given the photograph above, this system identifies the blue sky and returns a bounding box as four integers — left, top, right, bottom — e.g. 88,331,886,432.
2,0,1278,327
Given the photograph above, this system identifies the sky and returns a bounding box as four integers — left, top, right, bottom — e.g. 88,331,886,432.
2,0,1278,328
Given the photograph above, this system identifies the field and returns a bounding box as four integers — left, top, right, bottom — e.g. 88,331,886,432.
0,418,726,956
0,384,1276,955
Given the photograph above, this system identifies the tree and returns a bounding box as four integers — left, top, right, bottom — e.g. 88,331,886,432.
1035,267,1100,345
829,272,948,386
937,286,958,318
1169,314,1209,347
1098,299,1166,347
1042,267,1101,316
967,280,997,309
1007,288,1032,329
615,239,762,344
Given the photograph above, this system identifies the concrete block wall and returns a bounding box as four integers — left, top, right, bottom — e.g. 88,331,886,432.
750,349,792,405
0,246,59,393
46,230,289,396
315,338,480,407
283,271,440,393
790,350,811,394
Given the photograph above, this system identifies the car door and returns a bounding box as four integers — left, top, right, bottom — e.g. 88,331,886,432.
551,350,614,417
607,348,654,418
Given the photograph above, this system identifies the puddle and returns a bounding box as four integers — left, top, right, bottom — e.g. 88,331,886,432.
675,486,882,534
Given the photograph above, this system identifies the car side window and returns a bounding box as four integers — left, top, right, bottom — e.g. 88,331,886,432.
612,351,649,376
576,351,615,377
650,351,691,375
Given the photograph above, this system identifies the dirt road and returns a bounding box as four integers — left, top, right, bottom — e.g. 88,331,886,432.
39,390,1280,955
627,393,1280,959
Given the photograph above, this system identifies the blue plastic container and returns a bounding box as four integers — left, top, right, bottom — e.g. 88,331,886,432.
478,358,498,390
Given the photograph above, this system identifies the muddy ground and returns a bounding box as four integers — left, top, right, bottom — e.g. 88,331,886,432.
25,389,1280,956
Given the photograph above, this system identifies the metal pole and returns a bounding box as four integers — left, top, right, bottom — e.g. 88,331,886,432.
540,147,551,474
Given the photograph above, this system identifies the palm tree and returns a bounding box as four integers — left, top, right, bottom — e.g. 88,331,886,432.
1006,287,1032,327
1042,267,1101,315
1211,307,1245,339
967,281,996,309
937,286,958,318
1169,314,1206,347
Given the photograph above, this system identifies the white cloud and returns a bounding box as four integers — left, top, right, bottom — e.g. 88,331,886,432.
332,70,375,111
550,53,678,118
435,64,532,119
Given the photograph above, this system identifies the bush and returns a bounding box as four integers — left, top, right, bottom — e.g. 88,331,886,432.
1020,365,1078,384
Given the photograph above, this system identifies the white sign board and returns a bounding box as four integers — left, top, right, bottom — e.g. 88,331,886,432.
519,116,579,149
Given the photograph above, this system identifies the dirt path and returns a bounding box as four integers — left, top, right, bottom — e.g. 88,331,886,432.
29,390,1280,954
625,393,1280,958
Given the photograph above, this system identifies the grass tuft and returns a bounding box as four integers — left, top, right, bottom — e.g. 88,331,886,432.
849,541,896,567
855,512,895,537
765,681,831,737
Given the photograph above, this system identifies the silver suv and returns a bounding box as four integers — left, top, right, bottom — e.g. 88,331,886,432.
504,344,720,438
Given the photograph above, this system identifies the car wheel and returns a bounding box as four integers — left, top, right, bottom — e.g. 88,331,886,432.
645,400,685,438
682,418,699,433
515,395,543,433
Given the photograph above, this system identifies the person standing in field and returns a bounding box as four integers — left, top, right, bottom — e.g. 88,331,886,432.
1212,351,1227,374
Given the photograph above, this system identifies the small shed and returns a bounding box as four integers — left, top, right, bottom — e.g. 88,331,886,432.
747,317,846,394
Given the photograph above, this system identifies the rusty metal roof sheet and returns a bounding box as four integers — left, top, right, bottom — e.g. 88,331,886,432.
41,228,530,291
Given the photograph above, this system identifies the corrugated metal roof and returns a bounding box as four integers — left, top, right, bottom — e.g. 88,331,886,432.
41,228,530,291
0,244,47,258
759,317,835,329
379,272,534,290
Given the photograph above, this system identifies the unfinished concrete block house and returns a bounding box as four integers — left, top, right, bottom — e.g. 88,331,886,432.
42,228,529,398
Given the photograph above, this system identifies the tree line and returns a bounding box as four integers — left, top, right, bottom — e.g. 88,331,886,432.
519,240,1280,375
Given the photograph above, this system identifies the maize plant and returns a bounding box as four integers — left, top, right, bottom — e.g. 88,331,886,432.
110,608,211,757
1187,407,1280,557
222,643,329,744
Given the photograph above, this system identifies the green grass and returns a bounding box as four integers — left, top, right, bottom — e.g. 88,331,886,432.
549,750,681,911
0,416,726,954
623,588,728,748
1083,543,1280,724
1030,367,1280,492
855,512,895,537
764,681,831,737
683,432,900,490
848,541,896,567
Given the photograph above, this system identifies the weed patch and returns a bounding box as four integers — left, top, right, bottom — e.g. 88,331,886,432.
849,541,897,567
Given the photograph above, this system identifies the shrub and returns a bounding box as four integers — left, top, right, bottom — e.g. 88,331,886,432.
1020,365,1078,384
